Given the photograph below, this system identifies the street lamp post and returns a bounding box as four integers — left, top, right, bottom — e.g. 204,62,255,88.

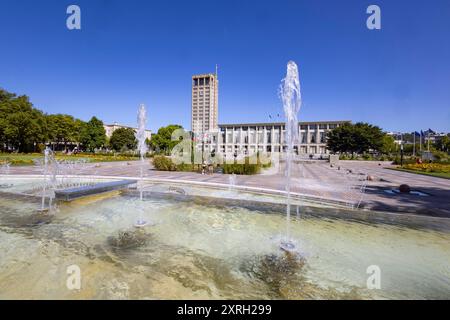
400,143,404,167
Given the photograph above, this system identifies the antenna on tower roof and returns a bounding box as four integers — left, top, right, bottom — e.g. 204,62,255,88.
215,64,218,79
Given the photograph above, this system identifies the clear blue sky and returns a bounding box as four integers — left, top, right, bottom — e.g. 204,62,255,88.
1,0,449,133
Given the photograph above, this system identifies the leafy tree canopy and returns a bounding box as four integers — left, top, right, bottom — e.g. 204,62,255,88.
47,114,85,148
435,136,450,152
80,117,106,152
326,122,385,154
0,88,47,152
380,134,396,155
150,124,183,154
0,88,109,153
109,127,137,152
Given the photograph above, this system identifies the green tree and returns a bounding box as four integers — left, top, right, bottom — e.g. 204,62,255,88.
0,89,47,152
80,117,106,152
326,122,385,155
73,118,86,145
4,112,40,152
47,114,81,150
150,124,183,155
435,136,450,153
109,127,137,152
402,133,413,143
0,116,8,151
380,135,396,155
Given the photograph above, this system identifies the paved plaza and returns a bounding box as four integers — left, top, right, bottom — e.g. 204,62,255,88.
4,159,450,218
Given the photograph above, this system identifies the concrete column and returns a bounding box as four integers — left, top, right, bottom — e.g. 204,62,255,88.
263,127,267,150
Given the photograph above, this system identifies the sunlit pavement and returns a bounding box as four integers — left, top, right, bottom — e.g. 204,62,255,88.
5,159,450,218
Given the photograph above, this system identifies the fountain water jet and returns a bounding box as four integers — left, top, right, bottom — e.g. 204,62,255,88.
0,161,12,189
38,147,58,213
40,147,50,211
134,104,149,228
279,61,302,252
228,174,237,192
0,161,10,175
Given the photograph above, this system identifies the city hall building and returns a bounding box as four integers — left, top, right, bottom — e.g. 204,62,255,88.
190,71,349,157
203,121,350,157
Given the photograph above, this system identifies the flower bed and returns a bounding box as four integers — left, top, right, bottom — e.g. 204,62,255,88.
402,163,450,174
0,153,139,166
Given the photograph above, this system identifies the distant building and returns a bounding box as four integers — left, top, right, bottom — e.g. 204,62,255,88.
201,121,350,157
104,122,152,141
191,71,219,137
387,130,449,145
423,130,447,144
386,132,405,145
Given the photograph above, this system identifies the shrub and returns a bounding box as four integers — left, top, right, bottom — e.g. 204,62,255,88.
176,163,196,172
392,156,416,165
151,155,267,175
432,150,449,163
152,155,177,171
339,153,359,160
222,157,262,175
223,163,258,175
10,159,35,166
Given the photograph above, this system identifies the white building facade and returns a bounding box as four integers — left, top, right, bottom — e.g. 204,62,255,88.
203,121,349,158
104,123,152,141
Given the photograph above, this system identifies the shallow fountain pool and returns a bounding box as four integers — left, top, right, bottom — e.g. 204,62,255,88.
0,178,449,299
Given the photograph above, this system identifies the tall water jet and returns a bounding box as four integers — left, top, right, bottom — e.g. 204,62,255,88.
228,174,237,192
38,147,58,212
40,147,50,211
0,161,11,189
135,104,148,227
0,161,10,175
279,61,302,251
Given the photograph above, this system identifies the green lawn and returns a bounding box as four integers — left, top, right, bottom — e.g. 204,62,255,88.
387,167,450,180
0,153,139,166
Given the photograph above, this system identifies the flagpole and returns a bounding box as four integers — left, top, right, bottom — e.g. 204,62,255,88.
420,132,422,153
413,133,416,157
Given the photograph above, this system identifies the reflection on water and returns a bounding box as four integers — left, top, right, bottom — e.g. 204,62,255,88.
0,181,449,300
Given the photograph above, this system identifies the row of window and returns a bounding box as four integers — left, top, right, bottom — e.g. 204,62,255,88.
219,131,327,144
193,90,211,94
193,77,213,86
220,124,339,132
220,145,328,155
192,90,213,95
192,102,211,105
